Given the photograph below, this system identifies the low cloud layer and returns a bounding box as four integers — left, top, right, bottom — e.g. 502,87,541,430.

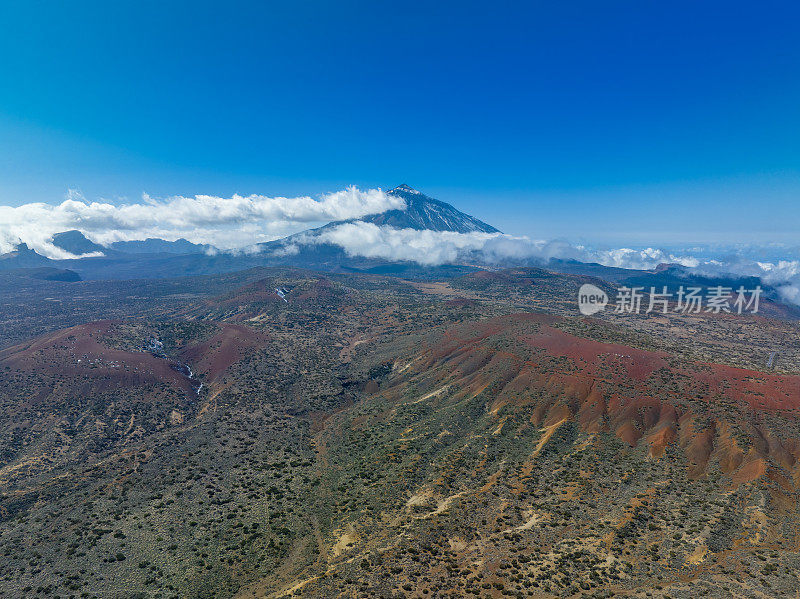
308,222,499,265
0,187,404,258
305,221,704,269
298,221,800,305
692,258,800,306
3,188,799,306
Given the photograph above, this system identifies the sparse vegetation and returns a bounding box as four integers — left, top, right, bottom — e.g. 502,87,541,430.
1,268,799,598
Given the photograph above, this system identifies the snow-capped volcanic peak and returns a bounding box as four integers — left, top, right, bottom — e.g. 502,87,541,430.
378,184,500,234
390,184,422,195
264,184,501,257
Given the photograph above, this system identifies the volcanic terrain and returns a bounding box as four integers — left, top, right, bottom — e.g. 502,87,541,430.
0,268,799,598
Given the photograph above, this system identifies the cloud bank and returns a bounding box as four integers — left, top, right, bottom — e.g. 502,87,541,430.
2,186,799,305
297,221,800,305
304,222,703,269
307,222,499,266
0,187,404,258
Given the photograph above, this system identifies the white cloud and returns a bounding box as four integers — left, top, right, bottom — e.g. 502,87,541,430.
0,187,404,257
305,222,704,270
693,258,800,306
590,247,700,270
310,222,499,265
296,222,800,305
4,187,800,307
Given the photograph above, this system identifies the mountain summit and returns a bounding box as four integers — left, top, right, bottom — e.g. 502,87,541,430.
353,184,499,234
0,243,51,268
390,183,422,195
51,230,106,256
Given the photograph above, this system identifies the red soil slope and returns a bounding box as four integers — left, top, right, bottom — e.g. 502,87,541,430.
0,320,197,395
178,324,270,382
0,320,272,393
395,313,800,486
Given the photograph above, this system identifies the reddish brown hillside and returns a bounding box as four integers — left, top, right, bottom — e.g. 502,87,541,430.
178,323,270,382
212,279,287,308
0,320,197,396
196,276,346,322
392,313,800,487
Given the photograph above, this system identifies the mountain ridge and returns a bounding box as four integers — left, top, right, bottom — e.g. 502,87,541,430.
362,184,500,233
51,230,107,256
0,188,794,316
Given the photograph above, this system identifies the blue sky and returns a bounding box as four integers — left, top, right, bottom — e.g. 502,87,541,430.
0,0,798,243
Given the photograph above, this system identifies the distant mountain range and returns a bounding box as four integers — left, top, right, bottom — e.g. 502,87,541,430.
109,238,211,254
0,185,499,279
0,243,52,268
0,185,793,312
49,230,210,257
50,230,105,255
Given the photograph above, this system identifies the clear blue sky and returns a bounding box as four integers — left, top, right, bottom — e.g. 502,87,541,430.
0,0,798,243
